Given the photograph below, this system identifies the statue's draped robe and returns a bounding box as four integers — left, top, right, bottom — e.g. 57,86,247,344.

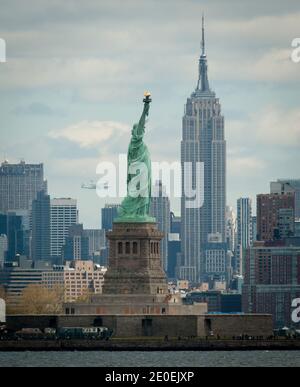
117,103,153,221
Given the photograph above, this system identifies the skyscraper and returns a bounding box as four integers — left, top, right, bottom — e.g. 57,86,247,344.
150,180,171,273
62,224,89,261
170,212,181,235
168,233,181,280
50,198,78,262
235,198,252,275
0,160,47,213
237,198,252,248
83,229,106,260
31,191,51,261
179,17,226,283
0,212,27,262
101,204,120,232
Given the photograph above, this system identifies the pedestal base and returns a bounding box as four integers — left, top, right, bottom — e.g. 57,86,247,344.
101,222,168,296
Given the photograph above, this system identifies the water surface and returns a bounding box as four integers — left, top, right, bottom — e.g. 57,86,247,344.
0,350,299,367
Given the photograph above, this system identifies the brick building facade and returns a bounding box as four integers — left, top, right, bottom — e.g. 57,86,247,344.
243,239,300,328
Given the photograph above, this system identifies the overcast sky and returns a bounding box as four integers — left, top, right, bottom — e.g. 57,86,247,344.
0,0,300,228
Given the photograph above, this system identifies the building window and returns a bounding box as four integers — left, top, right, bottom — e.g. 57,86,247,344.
118,242,123,254
133,242,138,254
126,242,130,254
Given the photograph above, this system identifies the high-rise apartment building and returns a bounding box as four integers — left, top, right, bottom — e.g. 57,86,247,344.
257,193,295,242
150,181,170,273
243,238,300,328
179,17,226,282
50,198,78,262
271,180,300,219
0,160,47,213
278,208,295,239
31,191,50,261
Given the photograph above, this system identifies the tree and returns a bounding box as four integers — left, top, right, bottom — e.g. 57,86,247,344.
76,287,94,303
17,284,65,315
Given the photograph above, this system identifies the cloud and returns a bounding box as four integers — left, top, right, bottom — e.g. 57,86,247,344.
1,5,299,98
48,120,130,149
13,102,64,116
211,48,299,82
228,156,266,176
0,58,130,90
47,156,101,179
228,106,300,148
256,106,300,146
1,0,300,227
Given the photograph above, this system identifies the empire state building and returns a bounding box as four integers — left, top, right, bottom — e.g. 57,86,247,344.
178,17,226,283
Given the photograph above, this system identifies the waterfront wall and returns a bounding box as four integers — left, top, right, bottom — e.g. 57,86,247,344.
205,314,274,338
6,314,273,338
1,339,300,352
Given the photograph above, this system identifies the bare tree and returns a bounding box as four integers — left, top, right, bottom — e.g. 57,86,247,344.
17,284,65,315
76,287,94,303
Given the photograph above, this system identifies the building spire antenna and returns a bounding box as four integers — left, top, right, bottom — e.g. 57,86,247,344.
201,13,205,56
195,12,211,93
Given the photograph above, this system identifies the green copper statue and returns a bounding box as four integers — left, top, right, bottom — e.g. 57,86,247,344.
116,92,155,223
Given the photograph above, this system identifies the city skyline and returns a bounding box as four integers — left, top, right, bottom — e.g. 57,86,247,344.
2,1,300,369
1,0,300,228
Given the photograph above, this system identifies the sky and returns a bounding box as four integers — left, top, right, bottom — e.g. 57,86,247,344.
0,0,300,228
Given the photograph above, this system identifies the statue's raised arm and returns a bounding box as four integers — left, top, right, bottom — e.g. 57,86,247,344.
132,92,151,138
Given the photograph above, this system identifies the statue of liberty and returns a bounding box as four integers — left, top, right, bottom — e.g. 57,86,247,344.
116,92,155,223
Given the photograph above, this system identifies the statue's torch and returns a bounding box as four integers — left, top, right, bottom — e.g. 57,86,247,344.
143,91,152,104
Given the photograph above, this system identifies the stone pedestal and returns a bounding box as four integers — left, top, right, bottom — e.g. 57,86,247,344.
66,222,207,316
102,222,168,296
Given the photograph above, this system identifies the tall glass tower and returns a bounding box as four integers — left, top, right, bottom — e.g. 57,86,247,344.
178,17,226,283
236,198,252,276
